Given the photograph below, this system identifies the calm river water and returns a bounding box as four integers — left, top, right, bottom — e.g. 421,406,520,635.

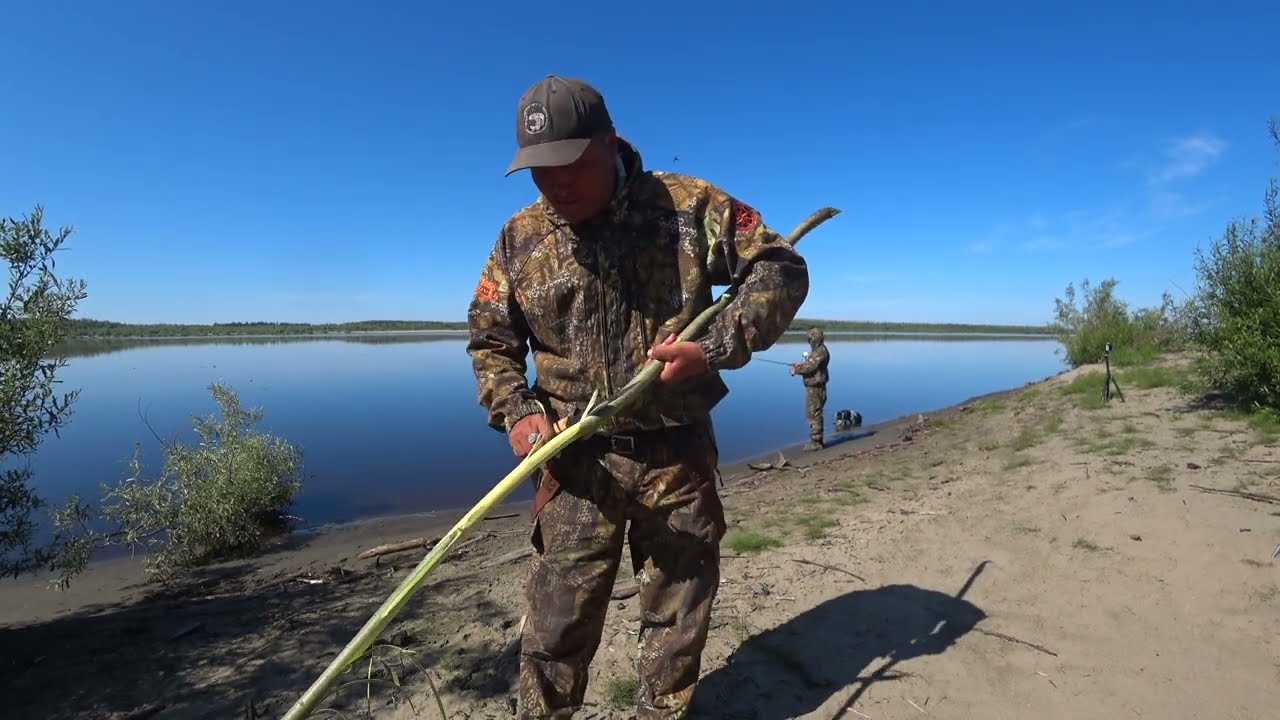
32,332,1065,529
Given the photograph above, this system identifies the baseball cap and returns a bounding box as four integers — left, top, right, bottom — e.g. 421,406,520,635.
505,75,613,176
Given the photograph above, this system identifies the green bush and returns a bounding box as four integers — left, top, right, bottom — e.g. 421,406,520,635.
1,205,88,580
1186,119,1280,412
1050,278,1186,368
55,382,305,585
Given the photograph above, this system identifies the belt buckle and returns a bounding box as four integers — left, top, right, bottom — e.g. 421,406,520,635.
609,435,636,454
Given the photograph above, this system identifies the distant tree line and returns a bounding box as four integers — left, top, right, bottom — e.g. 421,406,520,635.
65,318,469,338
66,317,1052,339
789,318,1051,335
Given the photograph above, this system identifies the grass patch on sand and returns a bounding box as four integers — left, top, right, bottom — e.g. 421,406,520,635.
793,513,839,540
1059,371,1105,409
604,677,638,709
1145,464,1176,493
1011,428,1040,452
1120,364,1196,390
761,503,842,540
1011,413,1066,451
1059,362,1200,412
1073,538,1104,552
929,417,957,433
831,481,869,506
1075,430,1157,457
972,397,1008,413
1235,408,1280,445
727,531,783,554
1004,454,1033,470
854,470,899,487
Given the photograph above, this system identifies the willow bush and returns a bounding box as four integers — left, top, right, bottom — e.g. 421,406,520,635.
1186,118,1280,413
55,382,305,585
1050,278,1187,368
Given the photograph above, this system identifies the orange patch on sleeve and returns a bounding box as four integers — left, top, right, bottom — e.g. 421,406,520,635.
475,278,500,302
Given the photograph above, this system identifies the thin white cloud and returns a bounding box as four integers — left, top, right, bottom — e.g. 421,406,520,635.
1022,235,1064,251
1150,134,1227,184
1147,189,1207,219
976,208,1163,254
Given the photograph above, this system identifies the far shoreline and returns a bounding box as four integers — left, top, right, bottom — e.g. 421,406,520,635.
62,317,1055,343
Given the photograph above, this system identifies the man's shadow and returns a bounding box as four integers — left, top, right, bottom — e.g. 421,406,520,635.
691,561,991,719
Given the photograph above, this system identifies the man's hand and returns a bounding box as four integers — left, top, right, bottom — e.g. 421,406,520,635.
790,363,799,376
647,333,709,386
509,412,552,458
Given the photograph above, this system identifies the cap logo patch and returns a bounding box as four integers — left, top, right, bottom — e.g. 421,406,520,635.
523,102,548,135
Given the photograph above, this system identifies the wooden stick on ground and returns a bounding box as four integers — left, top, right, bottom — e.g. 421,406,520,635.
790,557,866,582
357,535,442,561
481,546,534,568
444,532,493,561
975,628,1058,657
1189,484,1280,505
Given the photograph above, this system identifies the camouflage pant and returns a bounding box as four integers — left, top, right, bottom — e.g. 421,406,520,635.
519,423,727,719
805,385,827,442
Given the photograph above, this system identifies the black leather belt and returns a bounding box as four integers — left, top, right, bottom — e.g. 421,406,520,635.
589,424,700,456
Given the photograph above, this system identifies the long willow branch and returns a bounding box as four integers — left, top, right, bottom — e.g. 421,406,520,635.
280,206,840,720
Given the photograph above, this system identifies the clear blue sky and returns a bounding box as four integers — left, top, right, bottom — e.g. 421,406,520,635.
2,1,1276,326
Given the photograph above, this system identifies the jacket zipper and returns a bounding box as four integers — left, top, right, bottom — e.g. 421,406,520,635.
596,243,613,399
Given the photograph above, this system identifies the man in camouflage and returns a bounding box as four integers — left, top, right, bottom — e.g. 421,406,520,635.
466,75,810,718
790,327,830,450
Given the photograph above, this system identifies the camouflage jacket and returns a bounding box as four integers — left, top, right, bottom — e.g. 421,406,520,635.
466,138,810,435
793,343,830,387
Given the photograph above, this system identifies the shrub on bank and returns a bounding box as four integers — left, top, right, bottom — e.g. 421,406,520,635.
1050,278,1187,368
1185,119,1280,413
54,382,305,586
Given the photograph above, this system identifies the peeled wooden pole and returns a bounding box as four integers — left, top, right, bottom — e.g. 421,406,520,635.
280,206,840,720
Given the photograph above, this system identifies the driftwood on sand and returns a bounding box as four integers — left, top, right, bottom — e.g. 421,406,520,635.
1189,484,1280,505
357,535,443,560
481,546,534,568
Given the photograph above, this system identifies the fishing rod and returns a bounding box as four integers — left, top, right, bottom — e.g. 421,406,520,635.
758,349,813,367
280,206,842,720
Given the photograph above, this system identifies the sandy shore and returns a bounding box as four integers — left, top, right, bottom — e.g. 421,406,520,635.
2,352,1278,719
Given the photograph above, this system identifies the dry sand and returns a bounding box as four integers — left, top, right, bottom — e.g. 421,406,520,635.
2,352,1278,719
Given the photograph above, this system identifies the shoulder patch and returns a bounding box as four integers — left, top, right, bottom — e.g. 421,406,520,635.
475,277,500,303
732,200,761,234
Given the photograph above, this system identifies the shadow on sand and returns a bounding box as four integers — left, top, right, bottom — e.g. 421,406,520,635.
0,554,519,719
690,561,991,719
824,428,876,448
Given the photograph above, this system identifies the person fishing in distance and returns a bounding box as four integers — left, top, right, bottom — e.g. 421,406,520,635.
789,327,830,450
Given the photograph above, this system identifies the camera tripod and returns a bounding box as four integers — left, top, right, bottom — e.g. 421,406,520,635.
1102,342,1125,404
